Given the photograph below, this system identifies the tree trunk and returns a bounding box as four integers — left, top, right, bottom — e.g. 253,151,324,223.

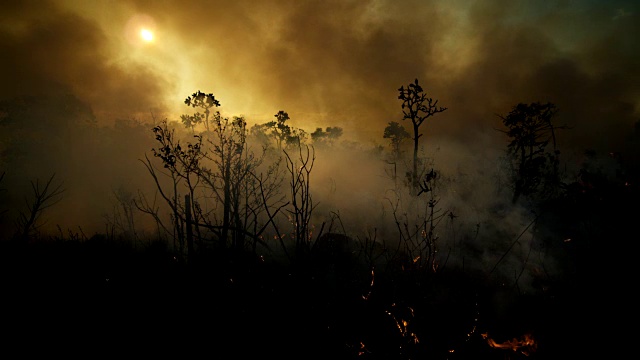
221,156,231,249
413,123,420,192
185,194,194,263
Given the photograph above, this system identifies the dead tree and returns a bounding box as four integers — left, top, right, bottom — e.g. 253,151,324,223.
398,79,447,193
15,173,65,241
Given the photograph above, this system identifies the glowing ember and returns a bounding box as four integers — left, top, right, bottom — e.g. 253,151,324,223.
483,332,537,356
357,342,369,356
362,268,375,300
385,306,419,345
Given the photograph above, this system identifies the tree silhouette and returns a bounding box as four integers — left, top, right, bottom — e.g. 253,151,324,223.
499,102,564,204
180,112,203,133
383,121,410,182
383,121,410,158
253,110,308,150
15,173,65,241
398,79,447,192
146,92,286,260
184,91,220,133
310,126,343,146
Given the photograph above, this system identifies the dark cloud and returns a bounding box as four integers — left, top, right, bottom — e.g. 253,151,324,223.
428,0,640,156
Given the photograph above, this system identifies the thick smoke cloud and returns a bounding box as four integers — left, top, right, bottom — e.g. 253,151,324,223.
435,0,640,156
0,0,171,121
118,0,639,154
0,0,638,288
2,0,637,147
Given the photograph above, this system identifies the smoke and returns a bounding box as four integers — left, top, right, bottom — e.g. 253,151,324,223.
119,0,639,152
0,0,172,122
1,0,638,292
2,1,638,143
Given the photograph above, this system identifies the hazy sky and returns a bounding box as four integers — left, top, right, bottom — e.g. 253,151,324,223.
2,1,637,287
1,0,638,151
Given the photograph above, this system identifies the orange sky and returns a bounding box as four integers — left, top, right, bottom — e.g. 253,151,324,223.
1,0,638,150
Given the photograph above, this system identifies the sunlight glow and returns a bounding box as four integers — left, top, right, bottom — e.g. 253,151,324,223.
140,28,154,42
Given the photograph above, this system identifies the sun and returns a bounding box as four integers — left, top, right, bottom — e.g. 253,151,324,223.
124,14,157,45
140,28,154,42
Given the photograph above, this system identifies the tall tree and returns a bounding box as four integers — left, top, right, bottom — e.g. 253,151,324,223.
184,91,220,133
383,121,410,182
499,102,564,204
383,121,410,158
398,79,447,192
147,91,284,258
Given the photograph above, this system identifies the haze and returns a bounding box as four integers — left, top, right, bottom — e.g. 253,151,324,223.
0,0,638,288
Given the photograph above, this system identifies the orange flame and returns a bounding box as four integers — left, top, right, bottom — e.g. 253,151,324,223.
357,341,369,356
385,306,419,345
483,332,537,356
362,267,375,300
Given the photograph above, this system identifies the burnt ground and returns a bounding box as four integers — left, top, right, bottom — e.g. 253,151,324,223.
0,231,625,359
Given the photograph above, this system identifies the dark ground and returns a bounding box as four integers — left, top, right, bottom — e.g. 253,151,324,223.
0,231,621,359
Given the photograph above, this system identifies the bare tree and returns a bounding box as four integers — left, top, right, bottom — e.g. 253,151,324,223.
143,92,287,262
283,144,318,260
15,173,65,241
398,79,447,192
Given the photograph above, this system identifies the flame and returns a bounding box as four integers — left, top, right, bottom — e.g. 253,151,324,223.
362,267,375,300
483,332,537,356
357,342,369,356
385,305,419,345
